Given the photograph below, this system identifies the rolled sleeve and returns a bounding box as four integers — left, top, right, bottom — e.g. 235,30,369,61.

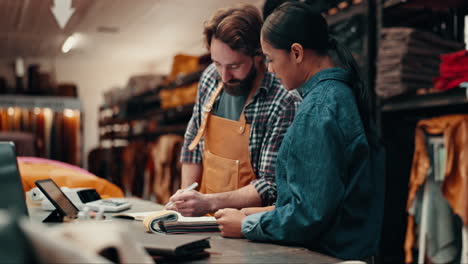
252,96,299,206
251,178,277,206
180,131,203,164
180,93,203,164
242,211,268,238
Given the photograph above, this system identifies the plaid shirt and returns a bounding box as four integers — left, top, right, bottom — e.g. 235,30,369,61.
181,63,300,206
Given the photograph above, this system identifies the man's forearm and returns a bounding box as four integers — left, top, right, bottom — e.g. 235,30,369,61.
207,184,262,212
181,163,202,189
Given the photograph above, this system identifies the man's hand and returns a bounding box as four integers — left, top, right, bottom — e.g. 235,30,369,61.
167,190,213,216
214,208,246,238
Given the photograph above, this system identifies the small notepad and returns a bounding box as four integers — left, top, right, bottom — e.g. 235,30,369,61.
142,210,219,234
112,211,156,221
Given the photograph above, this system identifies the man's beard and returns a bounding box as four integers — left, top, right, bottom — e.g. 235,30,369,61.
222,65,257,96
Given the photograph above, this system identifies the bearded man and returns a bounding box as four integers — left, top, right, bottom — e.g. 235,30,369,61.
168,4,300,216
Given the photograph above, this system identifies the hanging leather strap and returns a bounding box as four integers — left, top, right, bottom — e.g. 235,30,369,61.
188,82,224,150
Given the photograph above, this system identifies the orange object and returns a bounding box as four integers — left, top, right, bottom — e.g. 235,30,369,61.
404,115,468,263
164,54,200,84
159,82,198,109
18,157,124,198
159,54,201,109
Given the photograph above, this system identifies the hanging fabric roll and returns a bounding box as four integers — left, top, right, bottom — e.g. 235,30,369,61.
151,134,184,204
405,115,468,263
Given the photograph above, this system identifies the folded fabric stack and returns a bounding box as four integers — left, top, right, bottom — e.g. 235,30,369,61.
434,50,468,91
376,27,464,99
102,74,166,108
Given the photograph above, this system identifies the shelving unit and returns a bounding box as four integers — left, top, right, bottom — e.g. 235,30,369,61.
325,0,367,26
98,103,193,142
0,95,83,166
374,1,468,263
324,0,378,97
89,54,211,198
98,69,203,143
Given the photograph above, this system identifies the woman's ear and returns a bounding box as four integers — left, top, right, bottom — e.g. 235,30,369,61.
290,43,304,64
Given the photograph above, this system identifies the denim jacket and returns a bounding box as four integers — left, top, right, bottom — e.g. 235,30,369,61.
242,68,385,260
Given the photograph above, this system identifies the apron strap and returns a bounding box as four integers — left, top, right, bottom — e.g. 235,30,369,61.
188,60,266,148
188,82,224,151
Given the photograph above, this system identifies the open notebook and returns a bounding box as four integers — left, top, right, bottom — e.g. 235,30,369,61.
113,210,219,234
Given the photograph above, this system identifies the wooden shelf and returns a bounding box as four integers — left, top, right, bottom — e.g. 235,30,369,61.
128,124,187,139
383,0,468,9
0,95,82,111
100,70,203,112
99,103,194,126
100,124,187,140
326,1,367,26
381,88,468,112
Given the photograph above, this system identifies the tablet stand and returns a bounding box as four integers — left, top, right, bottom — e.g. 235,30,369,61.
42,209,64,223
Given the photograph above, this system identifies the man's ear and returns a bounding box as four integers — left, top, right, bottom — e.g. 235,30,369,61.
290,43,304,64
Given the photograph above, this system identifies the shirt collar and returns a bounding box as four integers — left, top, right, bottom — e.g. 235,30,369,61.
298,67,351,97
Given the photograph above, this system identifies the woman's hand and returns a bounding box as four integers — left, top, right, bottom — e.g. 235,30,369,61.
214,208,246,238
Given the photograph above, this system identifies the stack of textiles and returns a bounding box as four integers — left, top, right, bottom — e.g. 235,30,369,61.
376,27,464,99
159,54,207,109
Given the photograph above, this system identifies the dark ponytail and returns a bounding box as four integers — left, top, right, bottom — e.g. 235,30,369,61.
262,2,377,143
328,36,376,144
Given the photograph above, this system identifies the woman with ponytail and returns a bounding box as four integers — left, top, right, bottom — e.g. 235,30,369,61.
214,2,385,261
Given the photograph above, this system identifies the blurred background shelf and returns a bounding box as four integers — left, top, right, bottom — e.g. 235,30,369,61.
0,95,82,111
381,88,468,112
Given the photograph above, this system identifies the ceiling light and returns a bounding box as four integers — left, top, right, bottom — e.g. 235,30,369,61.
62,34,78,53
15,57,25,77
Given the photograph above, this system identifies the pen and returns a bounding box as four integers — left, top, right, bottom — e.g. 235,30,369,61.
164,182,199,208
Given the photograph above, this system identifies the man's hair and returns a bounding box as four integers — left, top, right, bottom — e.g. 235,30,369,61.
203,4,262,57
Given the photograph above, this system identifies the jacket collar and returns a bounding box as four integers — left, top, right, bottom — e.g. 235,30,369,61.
298,67,351,97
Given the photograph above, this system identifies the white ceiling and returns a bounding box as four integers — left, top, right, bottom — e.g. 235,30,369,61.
1,0,265,63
